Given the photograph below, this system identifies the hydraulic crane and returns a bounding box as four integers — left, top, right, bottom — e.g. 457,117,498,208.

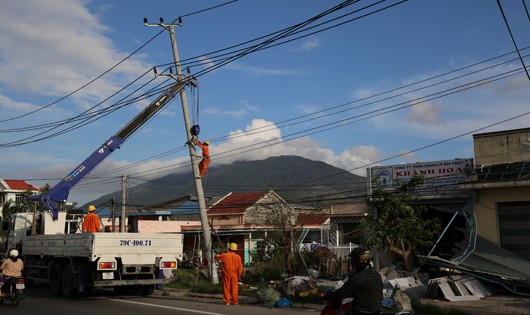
30,76,198,220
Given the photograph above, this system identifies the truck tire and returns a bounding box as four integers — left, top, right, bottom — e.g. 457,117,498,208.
61,265,76,298
141,285,155,296
50,264,63,296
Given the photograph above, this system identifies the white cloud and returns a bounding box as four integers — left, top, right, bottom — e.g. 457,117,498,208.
0,0,149,112
206,118,381,176
224,62,306,76
0,95,44,112
198,56,216,70
202,100,259,118
291,36,321,52
406,100,446,126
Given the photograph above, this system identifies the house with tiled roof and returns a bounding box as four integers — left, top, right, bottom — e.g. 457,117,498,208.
180,190,329,265
0,179,40,213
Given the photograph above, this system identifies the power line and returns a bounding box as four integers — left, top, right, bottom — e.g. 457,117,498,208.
0,0,400,147
72,49,529,192
496,0,530,81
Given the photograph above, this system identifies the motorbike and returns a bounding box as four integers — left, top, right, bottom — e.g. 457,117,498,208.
0,277,25,307
320,290,410,315
321,300,411,315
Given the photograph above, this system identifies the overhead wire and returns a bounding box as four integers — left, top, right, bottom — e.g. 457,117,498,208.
0,0,383,146
72,49,529,192
0,1,238,124
496,0,530,81
0,24,168,124
74,59,530,194
0,70,173,147
7,0,524,204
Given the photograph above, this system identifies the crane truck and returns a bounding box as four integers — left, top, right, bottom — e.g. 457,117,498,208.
8,75,198,298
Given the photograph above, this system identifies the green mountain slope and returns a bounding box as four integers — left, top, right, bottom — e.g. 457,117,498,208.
84,155,366,209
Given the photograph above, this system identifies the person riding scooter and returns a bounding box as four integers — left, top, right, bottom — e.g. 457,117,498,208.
0,249,24,296
323,246,383,315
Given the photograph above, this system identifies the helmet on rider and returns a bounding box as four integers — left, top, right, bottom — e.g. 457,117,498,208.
8,249,19,258
349,246,372,270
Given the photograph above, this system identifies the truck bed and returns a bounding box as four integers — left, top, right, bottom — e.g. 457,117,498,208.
22,232,183,264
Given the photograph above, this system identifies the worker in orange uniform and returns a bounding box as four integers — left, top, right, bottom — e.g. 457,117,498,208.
193,138,210,178
215,243,243,305
82,204,101,233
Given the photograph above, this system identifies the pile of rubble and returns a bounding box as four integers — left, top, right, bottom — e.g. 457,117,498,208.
254,265,500,311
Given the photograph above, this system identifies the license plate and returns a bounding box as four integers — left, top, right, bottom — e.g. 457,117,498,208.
102,272,114,280
16,283,25,290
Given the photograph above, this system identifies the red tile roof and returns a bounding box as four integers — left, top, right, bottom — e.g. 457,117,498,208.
4,179,39,191
208,191,268,215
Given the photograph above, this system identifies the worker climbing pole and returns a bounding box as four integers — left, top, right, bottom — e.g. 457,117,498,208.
144,16,218,284
193,138,210,179
188,81,211,179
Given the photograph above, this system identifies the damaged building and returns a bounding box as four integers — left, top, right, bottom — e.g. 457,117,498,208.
422,127,530,296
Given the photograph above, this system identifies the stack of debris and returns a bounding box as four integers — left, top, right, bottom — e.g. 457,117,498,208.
424,275,499,301
254,264,502,311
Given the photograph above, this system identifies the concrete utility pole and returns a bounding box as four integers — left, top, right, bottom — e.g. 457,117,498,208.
144,17,217,284
121,175,126,232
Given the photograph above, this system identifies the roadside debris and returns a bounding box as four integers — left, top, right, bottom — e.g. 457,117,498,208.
252,262,501,310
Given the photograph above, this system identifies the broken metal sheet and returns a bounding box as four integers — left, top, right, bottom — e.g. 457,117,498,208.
425,276,495,301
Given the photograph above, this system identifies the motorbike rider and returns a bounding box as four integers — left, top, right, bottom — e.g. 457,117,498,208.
324,246,383,315
0,249,24,296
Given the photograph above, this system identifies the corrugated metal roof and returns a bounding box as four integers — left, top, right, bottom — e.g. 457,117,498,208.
422,236,530,295
476,162,530,181
458,236,530,281
207,191,268,215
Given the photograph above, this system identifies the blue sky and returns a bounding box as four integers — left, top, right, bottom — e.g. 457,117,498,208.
1,0,529,206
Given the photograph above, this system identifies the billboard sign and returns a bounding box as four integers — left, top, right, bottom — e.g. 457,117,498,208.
367,159,473,197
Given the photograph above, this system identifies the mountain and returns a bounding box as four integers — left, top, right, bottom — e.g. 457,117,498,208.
83,155,366,209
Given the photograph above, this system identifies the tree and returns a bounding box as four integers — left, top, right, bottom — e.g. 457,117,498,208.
249,197,300,275
363,175,440,271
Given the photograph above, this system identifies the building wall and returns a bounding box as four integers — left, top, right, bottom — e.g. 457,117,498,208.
470,128,530,248
245,194,296,225
473,127,530,165
475,186,530,244
210,214,242,225
328,202,365,215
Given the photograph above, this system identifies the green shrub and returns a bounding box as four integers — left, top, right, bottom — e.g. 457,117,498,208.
171,268,198,286
187,281,223,294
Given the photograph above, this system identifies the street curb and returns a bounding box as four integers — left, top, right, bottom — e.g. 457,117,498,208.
154,288,323,311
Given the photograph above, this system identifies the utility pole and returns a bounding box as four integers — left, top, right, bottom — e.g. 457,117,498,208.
111,197,116,233
144,17,217,284
121,175,127,232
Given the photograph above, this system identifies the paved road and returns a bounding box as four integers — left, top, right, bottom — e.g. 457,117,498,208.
0,281,322,315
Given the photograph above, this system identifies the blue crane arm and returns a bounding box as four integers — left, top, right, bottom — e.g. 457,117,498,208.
30,77,196,220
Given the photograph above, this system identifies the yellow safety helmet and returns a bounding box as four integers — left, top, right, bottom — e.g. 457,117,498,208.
204,140,210,145
229,243,237,251
88,205,96,212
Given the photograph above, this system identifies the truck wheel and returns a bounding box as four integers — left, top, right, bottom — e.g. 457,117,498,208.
50,264,63,296
62,265,76,298
141,285,155,296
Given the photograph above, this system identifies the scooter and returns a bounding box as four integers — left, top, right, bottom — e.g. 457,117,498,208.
0,277,25,307
321,301,410,315
320,291,410,315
